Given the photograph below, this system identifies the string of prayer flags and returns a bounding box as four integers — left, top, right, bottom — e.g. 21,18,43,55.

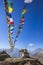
4,0,14,50
7,1,13,7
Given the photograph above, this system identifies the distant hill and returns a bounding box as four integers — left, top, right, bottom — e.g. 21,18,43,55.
6,48,20,58
0,48,20,58
31,48,43,64
0,49,3,53
30,48,43,55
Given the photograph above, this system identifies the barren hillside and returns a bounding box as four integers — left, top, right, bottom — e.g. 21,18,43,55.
0,58,42,65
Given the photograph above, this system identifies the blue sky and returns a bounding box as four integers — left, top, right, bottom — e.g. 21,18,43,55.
0,0,43,51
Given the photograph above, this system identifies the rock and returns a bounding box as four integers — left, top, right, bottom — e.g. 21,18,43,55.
3,58,43,65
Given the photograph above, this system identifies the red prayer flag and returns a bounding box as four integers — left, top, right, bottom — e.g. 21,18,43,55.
20,18,25,24
7,21,14,25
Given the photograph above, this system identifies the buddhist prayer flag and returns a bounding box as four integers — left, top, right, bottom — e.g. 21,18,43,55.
20,17,25,24
10,21,14,24
22,9,28,15
10,28,14,31
7,17,13,22
8,7,14,13
9,18,13,21
7,1,13,8
7,21,14,25
10,25,14,29
6,13,12,18
24,0,32,3
6,15,13,22
10,31,13,34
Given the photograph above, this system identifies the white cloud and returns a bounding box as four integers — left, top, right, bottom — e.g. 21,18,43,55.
24,0,33,3
28,43,34,47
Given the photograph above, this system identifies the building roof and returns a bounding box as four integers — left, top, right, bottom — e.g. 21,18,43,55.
20,49,28,52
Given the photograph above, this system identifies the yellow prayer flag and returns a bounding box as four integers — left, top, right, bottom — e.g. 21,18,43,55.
8,7,14,13
22,9,28,15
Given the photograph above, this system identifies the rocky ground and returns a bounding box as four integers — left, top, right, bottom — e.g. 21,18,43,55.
0,58,43,65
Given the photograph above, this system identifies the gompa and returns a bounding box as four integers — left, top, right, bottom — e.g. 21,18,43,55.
20,49,30,58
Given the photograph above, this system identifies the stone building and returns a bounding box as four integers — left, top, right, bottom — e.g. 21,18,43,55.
20,49,30,58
